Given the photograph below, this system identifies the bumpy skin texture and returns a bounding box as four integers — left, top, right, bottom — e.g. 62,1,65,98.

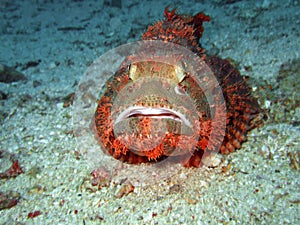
94,8,263,167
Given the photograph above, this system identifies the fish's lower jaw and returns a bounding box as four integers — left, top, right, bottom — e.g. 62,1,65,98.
112,112,199,159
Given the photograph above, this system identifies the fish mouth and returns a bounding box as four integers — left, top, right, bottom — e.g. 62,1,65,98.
114,106,192,128
112,105,197,154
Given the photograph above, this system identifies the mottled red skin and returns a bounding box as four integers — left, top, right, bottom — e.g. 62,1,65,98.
94,8,263,167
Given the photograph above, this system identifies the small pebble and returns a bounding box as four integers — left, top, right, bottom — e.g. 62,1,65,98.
48,62,57,69
201,152,222,167
115,181,134,198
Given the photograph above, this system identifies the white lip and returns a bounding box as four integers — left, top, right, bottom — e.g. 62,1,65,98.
114,106,192,127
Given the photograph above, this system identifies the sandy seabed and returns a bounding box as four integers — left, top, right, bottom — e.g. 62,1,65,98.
0,0,299,224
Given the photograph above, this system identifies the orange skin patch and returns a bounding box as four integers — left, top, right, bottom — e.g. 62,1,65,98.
94,8,263,167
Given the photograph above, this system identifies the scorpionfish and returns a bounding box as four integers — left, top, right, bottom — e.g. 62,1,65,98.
94,8,263,167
